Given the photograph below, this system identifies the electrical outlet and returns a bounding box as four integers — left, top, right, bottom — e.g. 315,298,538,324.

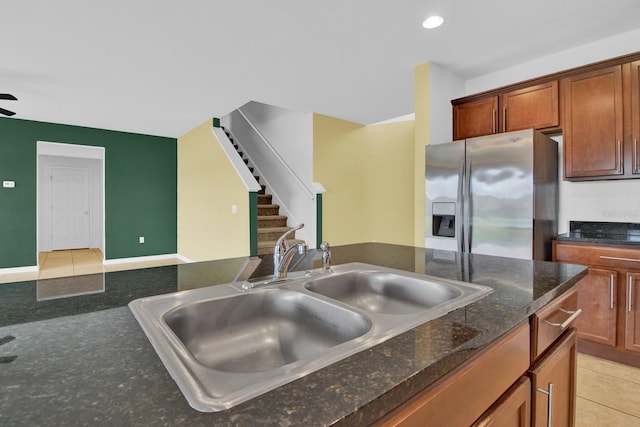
139,236,145,244
231,204,238,214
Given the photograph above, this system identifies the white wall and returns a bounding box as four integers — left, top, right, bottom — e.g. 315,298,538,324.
431,29,640,233
238,101,314,185
429,63,465,145
465,28,640,95
224,102,318,246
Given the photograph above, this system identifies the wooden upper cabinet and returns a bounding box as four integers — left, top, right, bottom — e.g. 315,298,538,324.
631,60,640,175
453,96,498,140
562,65,624,179
500,81,559,133
453,81,559,140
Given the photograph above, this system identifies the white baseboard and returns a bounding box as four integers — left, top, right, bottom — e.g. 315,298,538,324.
0,265,39,274
103,253,184,265
176,254,195,263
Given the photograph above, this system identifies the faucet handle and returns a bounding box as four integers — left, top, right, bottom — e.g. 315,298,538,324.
320,241,332,273
298,242,308,255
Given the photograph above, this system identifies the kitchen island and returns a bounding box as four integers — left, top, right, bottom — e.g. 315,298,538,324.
0,243,586,426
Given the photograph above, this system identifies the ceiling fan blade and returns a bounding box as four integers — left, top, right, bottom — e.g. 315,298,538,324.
0,107,16,116
0,94,17,100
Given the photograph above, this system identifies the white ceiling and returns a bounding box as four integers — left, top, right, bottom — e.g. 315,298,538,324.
2,0,640,138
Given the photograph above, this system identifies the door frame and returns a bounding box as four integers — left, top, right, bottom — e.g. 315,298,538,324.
37,141,105,265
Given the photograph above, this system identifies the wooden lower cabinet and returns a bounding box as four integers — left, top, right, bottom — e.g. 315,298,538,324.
553,241,640,366
529,328,578,427
625,272,640,352
472,377,531,427
373,296,580,427
574,268,617,346
372,323,530,427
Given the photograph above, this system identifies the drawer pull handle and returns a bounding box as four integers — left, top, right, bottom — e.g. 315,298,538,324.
600,256,640,263
617,140,623,173
536,382,554,427
492,109,497,134
610,273,615,310
544,308,582,329
629,275,634,313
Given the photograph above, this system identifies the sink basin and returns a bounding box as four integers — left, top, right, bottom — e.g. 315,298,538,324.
129,262,493,412
164,290,370,373
305,271,462,315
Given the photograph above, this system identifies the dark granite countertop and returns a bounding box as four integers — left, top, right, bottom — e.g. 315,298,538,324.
0,243,586,426
555,220,640,246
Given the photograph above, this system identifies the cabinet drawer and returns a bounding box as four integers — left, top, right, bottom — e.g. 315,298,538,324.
531,289,579,361
554,242,640,269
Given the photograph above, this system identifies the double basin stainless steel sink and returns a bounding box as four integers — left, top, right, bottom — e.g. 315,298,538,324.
129,263,492,412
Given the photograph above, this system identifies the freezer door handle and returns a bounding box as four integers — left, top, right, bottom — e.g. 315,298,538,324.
463,159,472,253
456,160,464,253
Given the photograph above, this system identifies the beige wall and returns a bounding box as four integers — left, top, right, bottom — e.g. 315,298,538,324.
178,120,250,261
313,114,415,246
414,62,430,247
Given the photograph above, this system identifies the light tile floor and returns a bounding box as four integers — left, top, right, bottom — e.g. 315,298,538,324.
0,248,183,283
577,353,640,426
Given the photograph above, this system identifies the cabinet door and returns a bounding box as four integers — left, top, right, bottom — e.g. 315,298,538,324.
472,377,531,427
625,272,640,353
453,96,498,140
575,268,617,347
529,328,577,427
631,60,640,175
501,81,559,133
562,65,624,178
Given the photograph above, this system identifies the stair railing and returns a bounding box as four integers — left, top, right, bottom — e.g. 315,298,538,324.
236,107,315,200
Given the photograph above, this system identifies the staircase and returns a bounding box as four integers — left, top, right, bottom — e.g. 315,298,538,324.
223,128,292,255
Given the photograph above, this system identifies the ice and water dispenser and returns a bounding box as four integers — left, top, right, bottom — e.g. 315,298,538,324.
431,202,456,238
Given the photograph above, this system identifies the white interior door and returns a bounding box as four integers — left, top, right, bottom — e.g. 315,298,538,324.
50,167,91,250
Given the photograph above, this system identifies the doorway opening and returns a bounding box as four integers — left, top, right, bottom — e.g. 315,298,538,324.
37,141,105,271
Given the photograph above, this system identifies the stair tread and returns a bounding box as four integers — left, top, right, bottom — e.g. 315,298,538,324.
257,204,279,208
257,215,287,219
257,226,290,234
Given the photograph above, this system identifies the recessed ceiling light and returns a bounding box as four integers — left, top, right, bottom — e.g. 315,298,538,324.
422,15,444,29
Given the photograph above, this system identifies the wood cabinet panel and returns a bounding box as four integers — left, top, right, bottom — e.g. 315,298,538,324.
575,268,617,346
373,323,530,427
531,288,579,361
562,65,624,178
631,60,640,175
553,241,640,270
529,328,577,427
501,81,559,133
625,272,640,353
453,96,498,140
472,377,531,427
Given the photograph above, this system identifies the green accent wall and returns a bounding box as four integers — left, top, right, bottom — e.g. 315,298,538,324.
249,192,258,256
0,117,177,268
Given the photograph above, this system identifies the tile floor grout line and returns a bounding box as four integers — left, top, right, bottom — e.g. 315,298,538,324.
580,369,640,387
578,396,640,420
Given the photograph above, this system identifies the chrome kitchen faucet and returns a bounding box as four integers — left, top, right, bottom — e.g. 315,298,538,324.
273,223,307,280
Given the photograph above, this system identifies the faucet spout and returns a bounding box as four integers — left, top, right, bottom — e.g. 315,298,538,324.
273,223,307,280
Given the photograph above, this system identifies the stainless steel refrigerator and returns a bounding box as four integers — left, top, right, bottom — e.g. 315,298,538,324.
425,129,558,261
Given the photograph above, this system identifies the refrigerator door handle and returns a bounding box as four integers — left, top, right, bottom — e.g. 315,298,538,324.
464,159,472,253
456,160,464,253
